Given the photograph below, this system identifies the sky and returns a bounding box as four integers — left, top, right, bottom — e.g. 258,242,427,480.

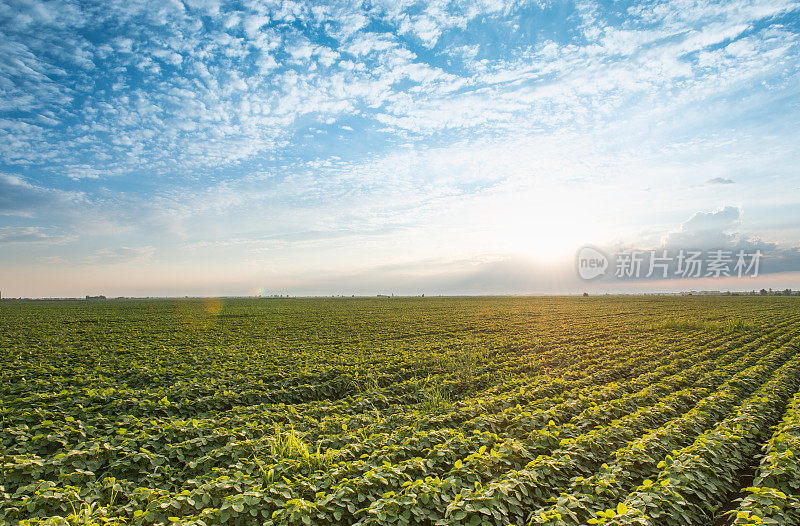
1,0,799,297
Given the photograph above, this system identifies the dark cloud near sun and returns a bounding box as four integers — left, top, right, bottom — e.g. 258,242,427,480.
600,206,800,280
662,206,743,250
707,177,735,185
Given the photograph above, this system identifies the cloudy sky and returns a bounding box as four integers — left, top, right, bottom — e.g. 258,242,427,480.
1,0,799,297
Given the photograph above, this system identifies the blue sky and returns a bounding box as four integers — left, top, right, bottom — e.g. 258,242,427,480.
1,0,799,296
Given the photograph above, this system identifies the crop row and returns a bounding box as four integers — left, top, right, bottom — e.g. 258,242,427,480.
442,333,800,526
730,390,800,525
3,296,799,526
530,334,800,524
597,350,800,525
47,322,792,526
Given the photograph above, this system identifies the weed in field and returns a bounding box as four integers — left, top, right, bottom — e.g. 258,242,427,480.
418,376,452,413
270,423,333,470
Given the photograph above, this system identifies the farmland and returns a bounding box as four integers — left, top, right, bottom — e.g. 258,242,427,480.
2,296,800,526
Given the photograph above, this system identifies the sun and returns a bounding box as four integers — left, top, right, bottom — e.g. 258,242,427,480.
493,190,606,260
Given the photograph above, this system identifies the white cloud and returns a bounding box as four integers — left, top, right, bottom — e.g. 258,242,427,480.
243,14,270,38
1,0,799,295
0,173,84,216
0,226,75,245
87,246,156,265
183,0,220,16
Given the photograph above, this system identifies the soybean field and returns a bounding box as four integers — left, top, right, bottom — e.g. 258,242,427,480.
2,296,800,526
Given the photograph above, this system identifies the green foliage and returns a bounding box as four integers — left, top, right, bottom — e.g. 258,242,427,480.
1,296,799,525
727,391,800,525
